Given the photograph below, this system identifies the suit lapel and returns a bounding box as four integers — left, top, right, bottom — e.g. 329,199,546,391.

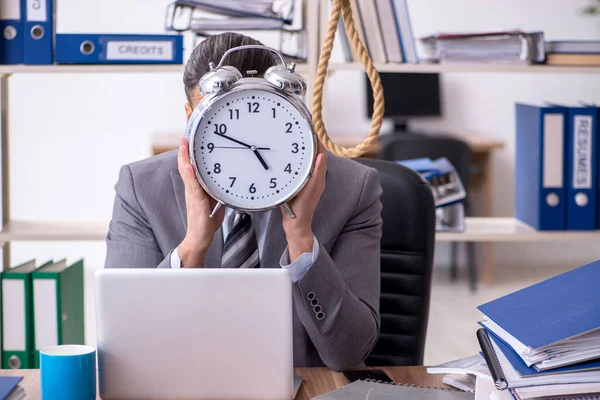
260,208,288,268
170,171,223,268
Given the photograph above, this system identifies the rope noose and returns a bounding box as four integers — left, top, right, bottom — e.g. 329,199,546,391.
311,0,385,158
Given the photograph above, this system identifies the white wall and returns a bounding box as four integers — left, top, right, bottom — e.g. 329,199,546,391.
6,0,600,344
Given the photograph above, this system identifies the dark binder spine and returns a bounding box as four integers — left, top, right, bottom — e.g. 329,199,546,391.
477,328,508,390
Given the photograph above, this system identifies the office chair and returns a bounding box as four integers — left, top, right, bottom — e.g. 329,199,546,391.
355,158,436,366
378,134,477,291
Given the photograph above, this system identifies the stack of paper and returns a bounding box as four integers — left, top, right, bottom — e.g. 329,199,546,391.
164,0,306,62
419,30,546,65
165,0,294,31
429,259,600,400
397,157,467,232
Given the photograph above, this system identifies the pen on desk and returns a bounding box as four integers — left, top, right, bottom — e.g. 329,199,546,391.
476,328,508,390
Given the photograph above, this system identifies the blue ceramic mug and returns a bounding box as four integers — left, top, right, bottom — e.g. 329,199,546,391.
40,345,96,400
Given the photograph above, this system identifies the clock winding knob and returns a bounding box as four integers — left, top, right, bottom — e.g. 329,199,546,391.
198,66,243,96
264,64,307,96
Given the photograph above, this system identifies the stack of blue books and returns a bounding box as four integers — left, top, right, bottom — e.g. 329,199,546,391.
476,259,600,399
397,157,467,232
515,102,599,231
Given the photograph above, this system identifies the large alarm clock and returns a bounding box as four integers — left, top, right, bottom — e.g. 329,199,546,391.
185,45,317,218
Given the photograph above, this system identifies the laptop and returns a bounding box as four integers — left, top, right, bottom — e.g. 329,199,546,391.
95,268,294,400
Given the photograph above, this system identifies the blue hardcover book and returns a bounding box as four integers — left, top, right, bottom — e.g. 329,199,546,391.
515,103,568,230
566,106,597,230
22,0,53,64
54,34,184,65
477,259,600,370
0,376,22,399
0,0,24,64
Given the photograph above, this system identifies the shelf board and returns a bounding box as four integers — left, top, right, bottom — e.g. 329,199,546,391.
0,220,109,241
328,62,600,74
435,217,600,242
0,217,599,242
0,63,310,76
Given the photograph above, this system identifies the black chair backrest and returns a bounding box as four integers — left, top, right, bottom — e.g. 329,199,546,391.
378,134,472,192
355,158,436,366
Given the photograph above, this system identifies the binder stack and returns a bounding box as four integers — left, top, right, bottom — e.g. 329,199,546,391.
428,259,600,400
0,0,184,65
164,0,305,62
0,258,85,370
396,157,467,232
419,30,546,65
0,0,54,64
515,102,600,231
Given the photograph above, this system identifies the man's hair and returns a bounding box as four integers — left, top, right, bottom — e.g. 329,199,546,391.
183,32,278,105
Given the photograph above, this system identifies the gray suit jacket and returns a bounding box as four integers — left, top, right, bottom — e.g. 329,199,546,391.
105,149,383,371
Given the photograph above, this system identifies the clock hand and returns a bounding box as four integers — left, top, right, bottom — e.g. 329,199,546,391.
213,146,270,150
215,133,269,169
251,146,269,170
215,133,252,149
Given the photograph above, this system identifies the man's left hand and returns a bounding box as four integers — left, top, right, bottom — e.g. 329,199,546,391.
281,141,328,262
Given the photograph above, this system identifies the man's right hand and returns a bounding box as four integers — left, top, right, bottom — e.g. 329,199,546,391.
177,137,225,268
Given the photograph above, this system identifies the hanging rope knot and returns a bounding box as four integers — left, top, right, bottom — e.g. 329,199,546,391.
311,0,385,158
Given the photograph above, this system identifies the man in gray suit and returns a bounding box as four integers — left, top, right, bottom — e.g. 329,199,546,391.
105,32,383,371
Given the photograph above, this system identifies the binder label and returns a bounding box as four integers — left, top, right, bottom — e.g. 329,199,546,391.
106,41,174,61
26,0,47,22
0,0,21,19
543,114,564,188
2,280,26,351
573,115,593,189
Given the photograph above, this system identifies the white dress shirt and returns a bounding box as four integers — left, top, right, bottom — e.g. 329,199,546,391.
170,207,319,282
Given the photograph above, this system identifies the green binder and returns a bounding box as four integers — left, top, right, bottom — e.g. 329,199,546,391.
1,259,44,369
32,259,85,368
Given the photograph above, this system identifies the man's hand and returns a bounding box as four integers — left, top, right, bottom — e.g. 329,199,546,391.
177,137,225,267
281,141,328,262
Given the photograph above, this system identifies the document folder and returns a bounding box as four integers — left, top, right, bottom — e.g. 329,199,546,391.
32,259,84,368
23,0,53,64
0,0,24,64
1,259,38,369
515,103,568,230
54,33,184,64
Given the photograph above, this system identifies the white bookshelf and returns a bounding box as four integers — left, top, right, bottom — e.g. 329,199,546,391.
0,63,311,76
1,0,600,270
2,62,599,77
327,62,600,75
0,220,109,241
0,217,598,243
436,218,600,242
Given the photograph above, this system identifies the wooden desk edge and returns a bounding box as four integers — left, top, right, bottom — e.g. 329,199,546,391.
1,366,453,400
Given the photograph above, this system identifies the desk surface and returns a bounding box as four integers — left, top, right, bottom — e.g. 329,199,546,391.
0,366,449,399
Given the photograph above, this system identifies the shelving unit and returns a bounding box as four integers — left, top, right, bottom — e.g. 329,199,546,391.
0,220,109,242
1,217,600,243
0,63,311,76
326,62,600,74
1,0,599,281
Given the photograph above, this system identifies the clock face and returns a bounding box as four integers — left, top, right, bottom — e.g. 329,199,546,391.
190,86,316,211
